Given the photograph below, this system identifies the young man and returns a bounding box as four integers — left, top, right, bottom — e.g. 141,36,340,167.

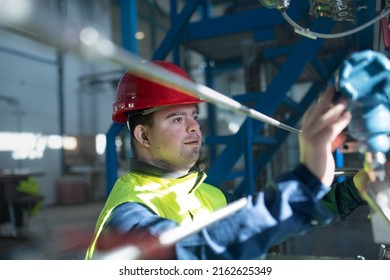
85,61,367,260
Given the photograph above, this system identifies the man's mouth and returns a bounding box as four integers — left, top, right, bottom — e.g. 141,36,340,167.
184,138,200,145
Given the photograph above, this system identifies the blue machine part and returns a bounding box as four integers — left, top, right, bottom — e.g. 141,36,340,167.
336,50,390,154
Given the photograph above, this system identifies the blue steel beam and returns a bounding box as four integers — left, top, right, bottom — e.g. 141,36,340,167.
252,27,275,42
310,55,327,79
243,48,350,191
235,47,351,195
233,82,326,196
253,84,330,171
263,45,294,58
185,2,310,41
170,0,180,64
254,47,349,156
205,61,218,162
205,17,336,188
152,0,202,60
243,118,255,195
233,92,303,113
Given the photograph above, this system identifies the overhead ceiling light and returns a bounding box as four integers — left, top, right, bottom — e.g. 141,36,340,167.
135,31,144,40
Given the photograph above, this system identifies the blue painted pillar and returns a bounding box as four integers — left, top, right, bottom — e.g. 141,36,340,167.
244,118,254,195
152,0,201,60
205,61,217,162
170,0,180,64
199,1,217,162
105,0,138,197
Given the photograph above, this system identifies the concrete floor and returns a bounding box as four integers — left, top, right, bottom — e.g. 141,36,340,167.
0,202,103,260
0,201,387,260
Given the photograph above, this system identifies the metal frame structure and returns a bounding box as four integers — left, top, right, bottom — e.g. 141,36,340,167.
105,0,380,196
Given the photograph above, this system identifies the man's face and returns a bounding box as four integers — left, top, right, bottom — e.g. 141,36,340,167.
145,104,202,173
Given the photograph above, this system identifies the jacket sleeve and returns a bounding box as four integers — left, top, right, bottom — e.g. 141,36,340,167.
103,164,335,260
320,177,366,221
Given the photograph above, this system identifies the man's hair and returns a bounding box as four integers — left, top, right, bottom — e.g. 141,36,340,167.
126,110,155,157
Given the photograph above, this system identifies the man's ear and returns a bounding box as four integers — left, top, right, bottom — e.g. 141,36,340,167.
133,125,150,147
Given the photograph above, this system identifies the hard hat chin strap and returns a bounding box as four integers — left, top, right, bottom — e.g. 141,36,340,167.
141,106,167,116
126,106,167,132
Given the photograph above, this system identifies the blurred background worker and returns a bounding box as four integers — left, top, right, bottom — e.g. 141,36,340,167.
85,61,368,260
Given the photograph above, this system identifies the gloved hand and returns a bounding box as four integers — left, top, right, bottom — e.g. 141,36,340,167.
299,85,351,186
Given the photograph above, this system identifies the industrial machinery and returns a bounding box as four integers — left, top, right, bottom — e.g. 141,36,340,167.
259,0,390,39
260,0,360,21
259,0,390,227
335,50,390,182
260,0,390,246
335,49,390,246
309,0,356,22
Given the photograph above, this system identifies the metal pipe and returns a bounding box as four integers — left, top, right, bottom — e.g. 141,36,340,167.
0,0,301,135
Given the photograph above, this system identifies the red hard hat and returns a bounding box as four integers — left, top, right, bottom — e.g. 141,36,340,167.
112,61,204,123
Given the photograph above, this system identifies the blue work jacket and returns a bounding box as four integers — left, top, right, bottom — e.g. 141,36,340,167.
93,159,365,260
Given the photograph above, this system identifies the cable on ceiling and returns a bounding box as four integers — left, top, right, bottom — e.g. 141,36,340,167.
281,7,390,40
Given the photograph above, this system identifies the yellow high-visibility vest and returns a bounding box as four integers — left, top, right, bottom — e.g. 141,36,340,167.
85,171,226,259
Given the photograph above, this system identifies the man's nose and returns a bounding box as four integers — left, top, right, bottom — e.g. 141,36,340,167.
188,118,200,132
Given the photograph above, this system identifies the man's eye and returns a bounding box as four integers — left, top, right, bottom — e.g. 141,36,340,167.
194,114,199,121
174,117,183,123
